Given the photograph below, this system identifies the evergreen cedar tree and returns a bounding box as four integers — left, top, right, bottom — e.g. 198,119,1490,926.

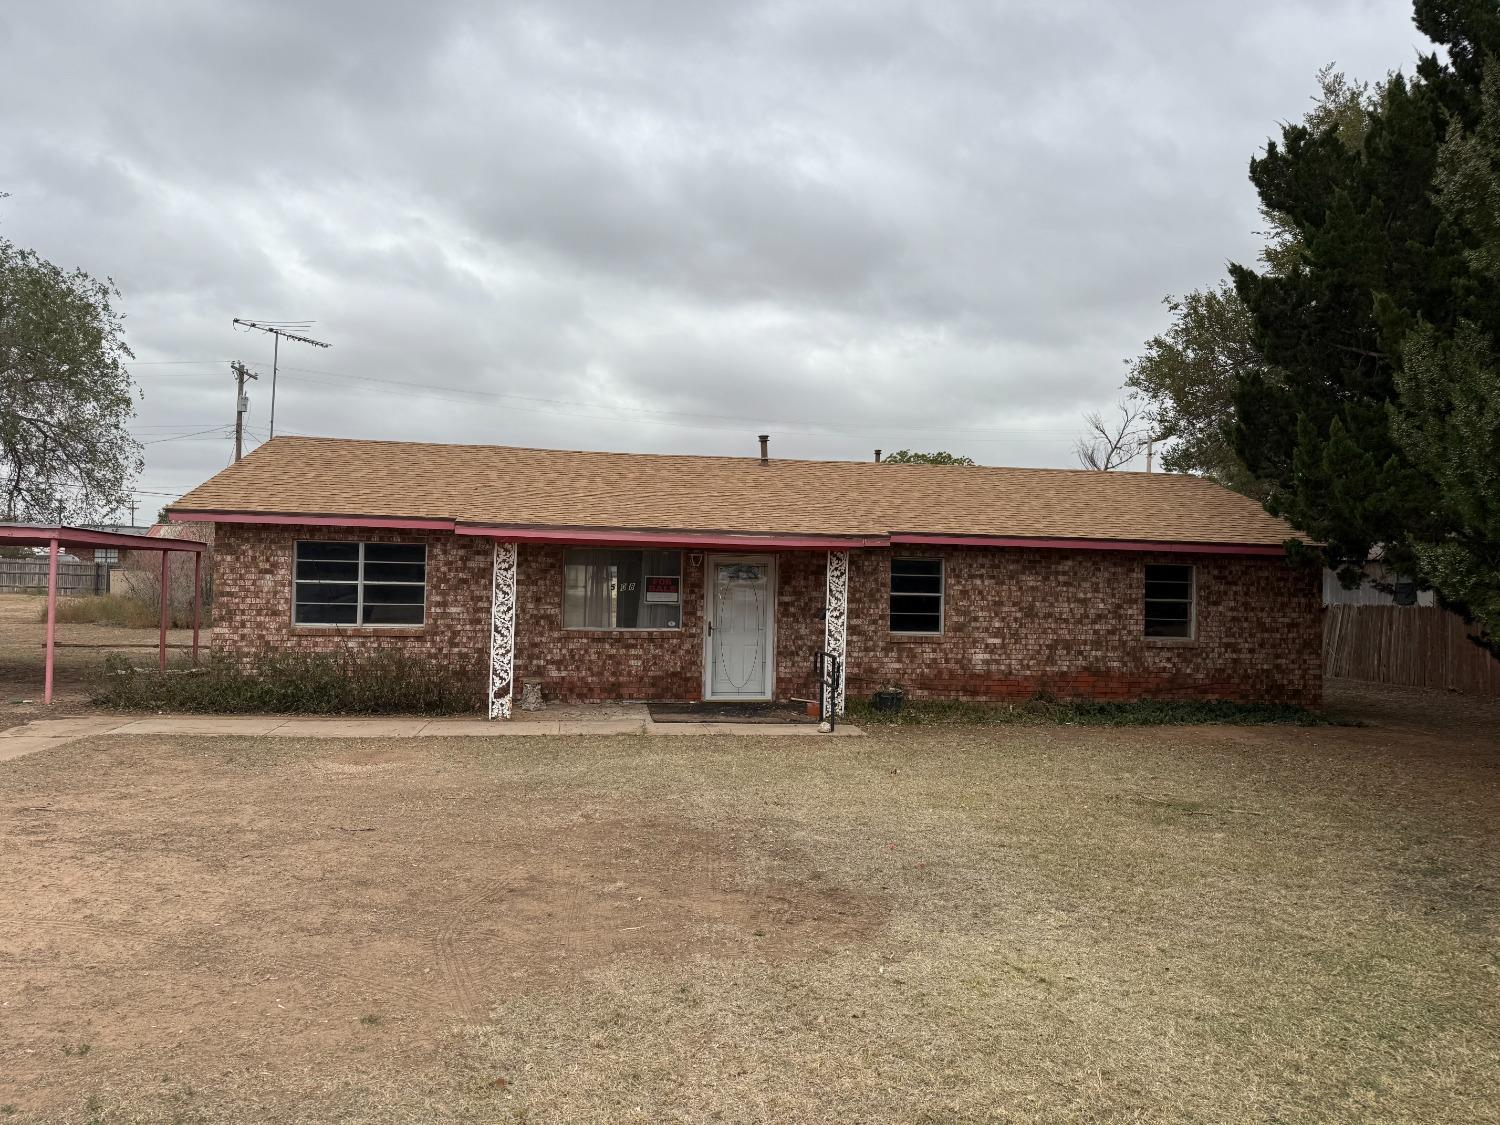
1228,0,1500,650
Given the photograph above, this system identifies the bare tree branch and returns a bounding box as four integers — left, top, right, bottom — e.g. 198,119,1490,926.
1074,399,1148,471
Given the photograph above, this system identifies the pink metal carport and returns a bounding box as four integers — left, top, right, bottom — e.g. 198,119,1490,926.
0,523,207,704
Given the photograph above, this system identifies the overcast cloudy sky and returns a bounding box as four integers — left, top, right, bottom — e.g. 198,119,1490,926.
1,0,1429,511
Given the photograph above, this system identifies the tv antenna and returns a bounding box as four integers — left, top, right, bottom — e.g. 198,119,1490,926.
231,318,331,438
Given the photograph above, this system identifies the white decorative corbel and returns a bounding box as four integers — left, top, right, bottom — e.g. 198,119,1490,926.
824,550,849,715
488,540,518,719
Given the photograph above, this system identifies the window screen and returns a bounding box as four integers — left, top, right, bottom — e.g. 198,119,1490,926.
563,549,683,629
294,541,426,626
890,557,943,634
1144,563,1194,638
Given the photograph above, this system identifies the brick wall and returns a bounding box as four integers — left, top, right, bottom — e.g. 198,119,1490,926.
212,529,1322,708
211,524,492,696
513,544,705,702
843,547,1322,706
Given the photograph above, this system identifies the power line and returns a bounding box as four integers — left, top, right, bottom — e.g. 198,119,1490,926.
132,422,229,430
139,426,233,445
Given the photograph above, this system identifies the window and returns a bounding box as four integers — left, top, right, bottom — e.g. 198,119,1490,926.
890,557,943,634
293,541,426,626
1144,563,1194,638
564,549,682,629
95,548,119,565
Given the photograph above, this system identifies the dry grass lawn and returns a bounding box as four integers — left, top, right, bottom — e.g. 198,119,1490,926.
1,684,1497,1123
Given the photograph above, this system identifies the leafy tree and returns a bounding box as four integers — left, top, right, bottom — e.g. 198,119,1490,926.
1124,283,1268,492
0,238,140,522
880,450,975,466
1127,71,1376,495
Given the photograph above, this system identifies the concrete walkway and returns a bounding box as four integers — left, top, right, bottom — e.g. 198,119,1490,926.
0,712,863,762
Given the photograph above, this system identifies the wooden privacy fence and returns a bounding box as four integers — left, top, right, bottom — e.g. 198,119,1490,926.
1324,605,1500,695
0,559,109,595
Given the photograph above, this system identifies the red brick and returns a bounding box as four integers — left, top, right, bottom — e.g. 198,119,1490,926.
212,530,1322,709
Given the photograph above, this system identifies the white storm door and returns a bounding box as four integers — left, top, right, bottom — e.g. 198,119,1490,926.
706,555,775,700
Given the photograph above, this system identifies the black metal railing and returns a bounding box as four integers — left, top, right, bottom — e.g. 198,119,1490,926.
814,649,841,731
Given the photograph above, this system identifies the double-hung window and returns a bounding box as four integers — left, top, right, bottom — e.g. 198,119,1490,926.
890,557,943,634
1143,563,1194,638
563,549,682,629
294,541,427,626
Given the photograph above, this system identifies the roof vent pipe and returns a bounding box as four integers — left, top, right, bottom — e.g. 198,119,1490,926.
874,449,882,462
758,434,769,464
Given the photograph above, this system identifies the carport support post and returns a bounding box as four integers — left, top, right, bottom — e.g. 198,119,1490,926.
44,536,59,705
159,551,169,672
191,552,201,664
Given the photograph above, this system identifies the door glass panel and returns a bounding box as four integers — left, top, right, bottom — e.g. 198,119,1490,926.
711,561,769,697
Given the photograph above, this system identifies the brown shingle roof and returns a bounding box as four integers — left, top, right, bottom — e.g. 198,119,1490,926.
169,436,1299,546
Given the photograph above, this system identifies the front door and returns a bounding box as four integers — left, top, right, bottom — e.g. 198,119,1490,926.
705,555,775,701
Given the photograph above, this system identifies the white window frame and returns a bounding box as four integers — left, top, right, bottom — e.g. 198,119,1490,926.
293,540,427,628
1143,562,1195,639
890,556,944,635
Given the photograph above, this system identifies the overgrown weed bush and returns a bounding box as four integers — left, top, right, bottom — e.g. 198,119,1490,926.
93,650,480,715
39,594,206,630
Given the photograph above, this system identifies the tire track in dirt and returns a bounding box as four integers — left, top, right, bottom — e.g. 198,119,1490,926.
433,879,517,1026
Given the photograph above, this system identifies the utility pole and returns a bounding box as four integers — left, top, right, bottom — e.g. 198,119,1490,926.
230,361,258,462
230,319,331,439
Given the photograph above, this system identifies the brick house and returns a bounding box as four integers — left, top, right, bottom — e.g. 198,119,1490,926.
168,436,1321,716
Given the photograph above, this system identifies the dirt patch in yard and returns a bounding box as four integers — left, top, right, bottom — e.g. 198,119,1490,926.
0,681,1497,1122
0,737,885,1118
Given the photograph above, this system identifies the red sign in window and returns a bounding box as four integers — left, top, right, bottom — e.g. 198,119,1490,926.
645,575,680,603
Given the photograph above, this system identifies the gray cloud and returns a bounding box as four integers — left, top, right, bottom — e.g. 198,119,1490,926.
0,0,1425,511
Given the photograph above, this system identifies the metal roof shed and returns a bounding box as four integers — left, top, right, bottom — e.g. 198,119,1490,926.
0,524,207,704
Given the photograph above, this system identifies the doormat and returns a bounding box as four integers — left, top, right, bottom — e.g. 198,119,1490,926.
648,702,814,724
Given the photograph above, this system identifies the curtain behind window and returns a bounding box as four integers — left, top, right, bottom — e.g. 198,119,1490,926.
564,549,681,629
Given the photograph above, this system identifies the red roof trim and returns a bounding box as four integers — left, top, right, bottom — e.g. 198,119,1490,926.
456,525,890,550
164,513,1287,555
171,511,457,532
889,533,1287,556
0,524,206,553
